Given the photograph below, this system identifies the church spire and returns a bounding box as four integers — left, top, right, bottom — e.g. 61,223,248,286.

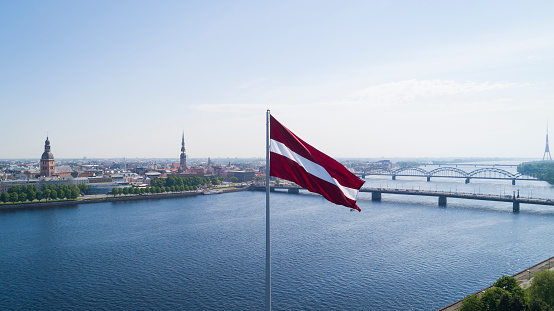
180,131,187,171
181,131,185,152
40,135,55,177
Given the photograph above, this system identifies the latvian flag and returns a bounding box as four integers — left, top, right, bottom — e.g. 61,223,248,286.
269,115,365,211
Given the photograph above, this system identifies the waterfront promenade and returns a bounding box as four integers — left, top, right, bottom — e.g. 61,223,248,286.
0,187,246,211
439,256,554,311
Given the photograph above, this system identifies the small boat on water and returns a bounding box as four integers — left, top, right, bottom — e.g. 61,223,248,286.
202,190,222,195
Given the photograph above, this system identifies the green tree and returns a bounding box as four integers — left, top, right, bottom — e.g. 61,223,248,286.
8,185,20,193
70,188,79,199
36,191,44,201
0,192,8,203
9,192,18,202
27,191,36,202
494,275,524,300
518,161,554,184
18,193,27,202
528,270,554,307
78,183,90,195
49,190,57,200
528,297,553,311
111,188,119,197
460,294,483,311
481,287,510,311
229,177,239,183
43,189,51,200
494,276,519,292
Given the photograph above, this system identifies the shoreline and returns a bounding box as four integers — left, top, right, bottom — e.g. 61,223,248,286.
0,187,247,211
438,255,554,310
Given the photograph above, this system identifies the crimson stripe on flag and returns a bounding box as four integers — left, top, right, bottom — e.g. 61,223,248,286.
270,139,359,201
270,153,360,209
269,115,365,210
270,116,364,191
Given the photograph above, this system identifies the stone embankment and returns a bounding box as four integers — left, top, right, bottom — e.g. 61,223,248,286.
439,256,554,310
0,187,247,211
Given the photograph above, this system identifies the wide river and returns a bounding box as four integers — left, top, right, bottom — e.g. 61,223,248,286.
1,164,554,310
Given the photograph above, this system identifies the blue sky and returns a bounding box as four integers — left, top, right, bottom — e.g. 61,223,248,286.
1,1,553,159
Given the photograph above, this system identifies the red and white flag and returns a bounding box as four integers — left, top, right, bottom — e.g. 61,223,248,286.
269,115,365,211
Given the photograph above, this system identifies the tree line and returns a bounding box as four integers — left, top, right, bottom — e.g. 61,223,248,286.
150,175,225,188
0,183,89,203
460,271,554,310
518,161,554,184
110,176,227,197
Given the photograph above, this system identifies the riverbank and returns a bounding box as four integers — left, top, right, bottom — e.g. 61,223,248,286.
439,256,554,310
0,186,247,211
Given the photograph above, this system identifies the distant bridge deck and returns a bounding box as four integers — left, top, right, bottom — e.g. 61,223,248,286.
250,185,554,212
356,166,539,185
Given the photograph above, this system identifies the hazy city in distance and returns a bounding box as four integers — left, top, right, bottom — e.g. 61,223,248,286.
2,1,554,311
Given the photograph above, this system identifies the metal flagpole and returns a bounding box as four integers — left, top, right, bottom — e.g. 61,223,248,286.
265,110,271,311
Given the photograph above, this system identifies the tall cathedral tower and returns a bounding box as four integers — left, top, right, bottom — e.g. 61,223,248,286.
179,132,187,172
40,136,55,177
544,122,552,161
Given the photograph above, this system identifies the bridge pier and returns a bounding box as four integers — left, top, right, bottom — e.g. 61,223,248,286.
512,179,516,185
438,195,447,207
371,191,382,202
513,200,520,212
426,176,431,182
361,174,366,179
465,178,470,184
288,188,299,194
392,175,396,180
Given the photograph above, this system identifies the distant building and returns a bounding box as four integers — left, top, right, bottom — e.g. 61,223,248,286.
88,177,114,183
179,131,188,172
171,163,181,171
39,137,55,177
0,179,40,194
222,170,256,182
54,165,74,177
376,160,392,170
145,171,162,179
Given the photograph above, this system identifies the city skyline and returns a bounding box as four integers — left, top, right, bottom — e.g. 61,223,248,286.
1,1,553,159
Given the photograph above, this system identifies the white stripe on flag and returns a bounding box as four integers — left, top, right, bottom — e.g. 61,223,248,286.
270,139,359,201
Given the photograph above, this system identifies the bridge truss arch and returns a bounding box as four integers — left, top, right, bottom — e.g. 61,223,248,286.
429,167,468,178
467,168,516,179
392,167,429,176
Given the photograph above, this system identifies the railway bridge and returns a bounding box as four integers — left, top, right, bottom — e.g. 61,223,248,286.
250,185,554,213
357,167,538,185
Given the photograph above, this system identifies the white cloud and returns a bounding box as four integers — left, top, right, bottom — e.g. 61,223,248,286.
352,79,525,106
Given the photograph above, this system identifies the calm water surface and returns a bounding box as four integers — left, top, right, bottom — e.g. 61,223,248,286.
1,175,554,310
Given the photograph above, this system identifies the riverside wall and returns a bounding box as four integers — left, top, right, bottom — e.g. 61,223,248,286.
438,256,554,310
0,187,247,211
